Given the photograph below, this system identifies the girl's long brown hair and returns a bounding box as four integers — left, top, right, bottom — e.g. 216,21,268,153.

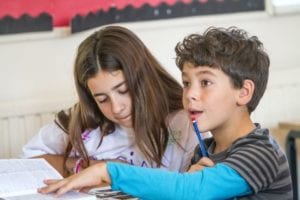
61,26,183,171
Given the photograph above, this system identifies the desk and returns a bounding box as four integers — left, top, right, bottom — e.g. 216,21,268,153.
279,122,300,200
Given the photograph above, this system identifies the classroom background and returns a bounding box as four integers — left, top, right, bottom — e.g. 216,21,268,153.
0,0,300,198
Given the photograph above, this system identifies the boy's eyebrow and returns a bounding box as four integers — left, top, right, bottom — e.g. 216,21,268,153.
93,81,126,97
182,69,216,77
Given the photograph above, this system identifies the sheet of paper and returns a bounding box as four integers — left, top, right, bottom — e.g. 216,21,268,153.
3,191,95,200
0,159,62,197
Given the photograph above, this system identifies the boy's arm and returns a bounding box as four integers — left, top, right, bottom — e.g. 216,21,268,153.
108,162,252,200
38,161,251,199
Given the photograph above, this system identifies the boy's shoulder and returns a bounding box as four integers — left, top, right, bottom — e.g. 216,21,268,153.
234,124,281,150
231,124,281,154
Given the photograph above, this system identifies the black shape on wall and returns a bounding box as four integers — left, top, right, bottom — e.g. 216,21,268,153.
0,13,52,35
71,0,264,33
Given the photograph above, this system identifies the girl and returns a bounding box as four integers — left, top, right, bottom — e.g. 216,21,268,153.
22,26,200,176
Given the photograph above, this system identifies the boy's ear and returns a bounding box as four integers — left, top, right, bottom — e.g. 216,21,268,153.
237,79,255,106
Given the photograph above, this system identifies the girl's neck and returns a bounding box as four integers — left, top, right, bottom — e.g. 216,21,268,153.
120,125,135,136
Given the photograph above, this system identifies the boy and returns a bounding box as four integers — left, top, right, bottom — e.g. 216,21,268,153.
39,27,293,199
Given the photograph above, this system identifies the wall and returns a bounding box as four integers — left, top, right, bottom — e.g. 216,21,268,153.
0,10,300,150
1,11,300,126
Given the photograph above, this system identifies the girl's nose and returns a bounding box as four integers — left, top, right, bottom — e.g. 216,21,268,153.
111,98,125,114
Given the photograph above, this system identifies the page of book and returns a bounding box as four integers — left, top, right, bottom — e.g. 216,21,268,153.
3,191,96,200
0,159,63,197
0,159,96,200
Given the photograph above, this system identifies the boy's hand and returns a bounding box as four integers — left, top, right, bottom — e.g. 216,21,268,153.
38,162,111,196
188,157,215,173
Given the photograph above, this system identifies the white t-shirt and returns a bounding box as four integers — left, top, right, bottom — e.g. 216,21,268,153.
22,110,210,172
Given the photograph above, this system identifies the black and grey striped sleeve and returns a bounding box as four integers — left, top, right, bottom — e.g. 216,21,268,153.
222,134,280,193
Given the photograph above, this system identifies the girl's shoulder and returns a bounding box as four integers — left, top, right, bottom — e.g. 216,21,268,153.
166,110,191,137
166,109,189,125
166,109,193,142
39,121,67,137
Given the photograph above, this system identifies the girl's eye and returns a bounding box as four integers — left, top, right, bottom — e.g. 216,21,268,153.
119,88,129,94
97,97,108,104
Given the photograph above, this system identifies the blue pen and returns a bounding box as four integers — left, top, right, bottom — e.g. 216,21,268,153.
192,118,208,157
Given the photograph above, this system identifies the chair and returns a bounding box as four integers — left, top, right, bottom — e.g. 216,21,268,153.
286,130,300,200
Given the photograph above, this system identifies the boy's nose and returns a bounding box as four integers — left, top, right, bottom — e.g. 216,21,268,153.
185,87,199,102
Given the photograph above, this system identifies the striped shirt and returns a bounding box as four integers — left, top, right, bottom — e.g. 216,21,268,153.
191,124,293,199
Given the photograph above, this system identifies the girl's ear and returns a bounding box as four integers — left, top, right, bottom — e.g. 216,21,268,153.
237,79,255,106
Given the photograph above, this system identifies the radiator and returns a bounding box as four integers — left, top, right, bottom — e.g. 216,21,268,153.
0,98,74,158
0,113,55,158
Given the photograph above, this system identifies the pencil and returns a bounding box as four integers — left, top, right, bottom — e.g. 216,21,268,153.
192,118,208,157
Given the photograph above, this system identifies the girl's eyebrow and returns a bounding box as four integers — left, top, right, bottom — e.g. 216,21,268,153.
93,81,126,97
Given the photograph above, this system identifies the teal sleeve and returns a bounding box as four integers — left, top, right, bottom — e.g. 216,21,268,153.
107,162,252,200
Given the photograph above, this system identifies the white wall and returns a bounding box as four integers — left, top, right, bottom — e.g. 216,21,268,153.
0,11,300,127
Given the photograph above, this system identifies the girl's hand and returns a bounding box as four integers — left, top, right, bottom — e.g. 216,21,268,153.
188,157,215,173
38,162,111,196
66,157,127,176
65,157,76,175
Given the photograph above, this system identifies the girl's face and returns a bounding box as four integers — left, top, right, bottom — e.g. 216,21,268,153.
87,70,133,128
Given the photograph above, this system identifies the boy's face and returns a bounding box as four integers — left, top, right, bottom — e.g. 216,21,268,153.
182,62,242,133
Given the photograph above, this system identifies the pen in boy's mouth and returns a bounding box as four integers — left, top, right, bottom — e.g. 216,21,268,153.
188,109,203,120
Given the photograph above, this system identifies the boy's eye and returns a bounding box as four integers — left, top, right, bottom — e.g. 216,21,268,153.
200,80,212,87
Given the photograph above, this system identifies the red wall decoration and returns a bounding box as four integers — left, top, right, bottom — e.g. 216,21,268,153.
0,0,264,34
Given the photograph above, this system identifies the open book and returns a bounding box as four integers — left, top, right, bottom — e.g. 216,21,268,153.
0,158,96,200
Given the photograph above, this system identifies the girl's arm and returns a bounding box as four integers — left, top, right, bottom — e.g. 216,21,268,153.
22,122,69,158
34,154,67,177
22,122,69,176
65,157,128,175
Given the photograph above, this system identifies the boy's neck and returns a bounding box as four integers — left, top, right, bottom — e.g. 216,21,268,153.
212,114,256,154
